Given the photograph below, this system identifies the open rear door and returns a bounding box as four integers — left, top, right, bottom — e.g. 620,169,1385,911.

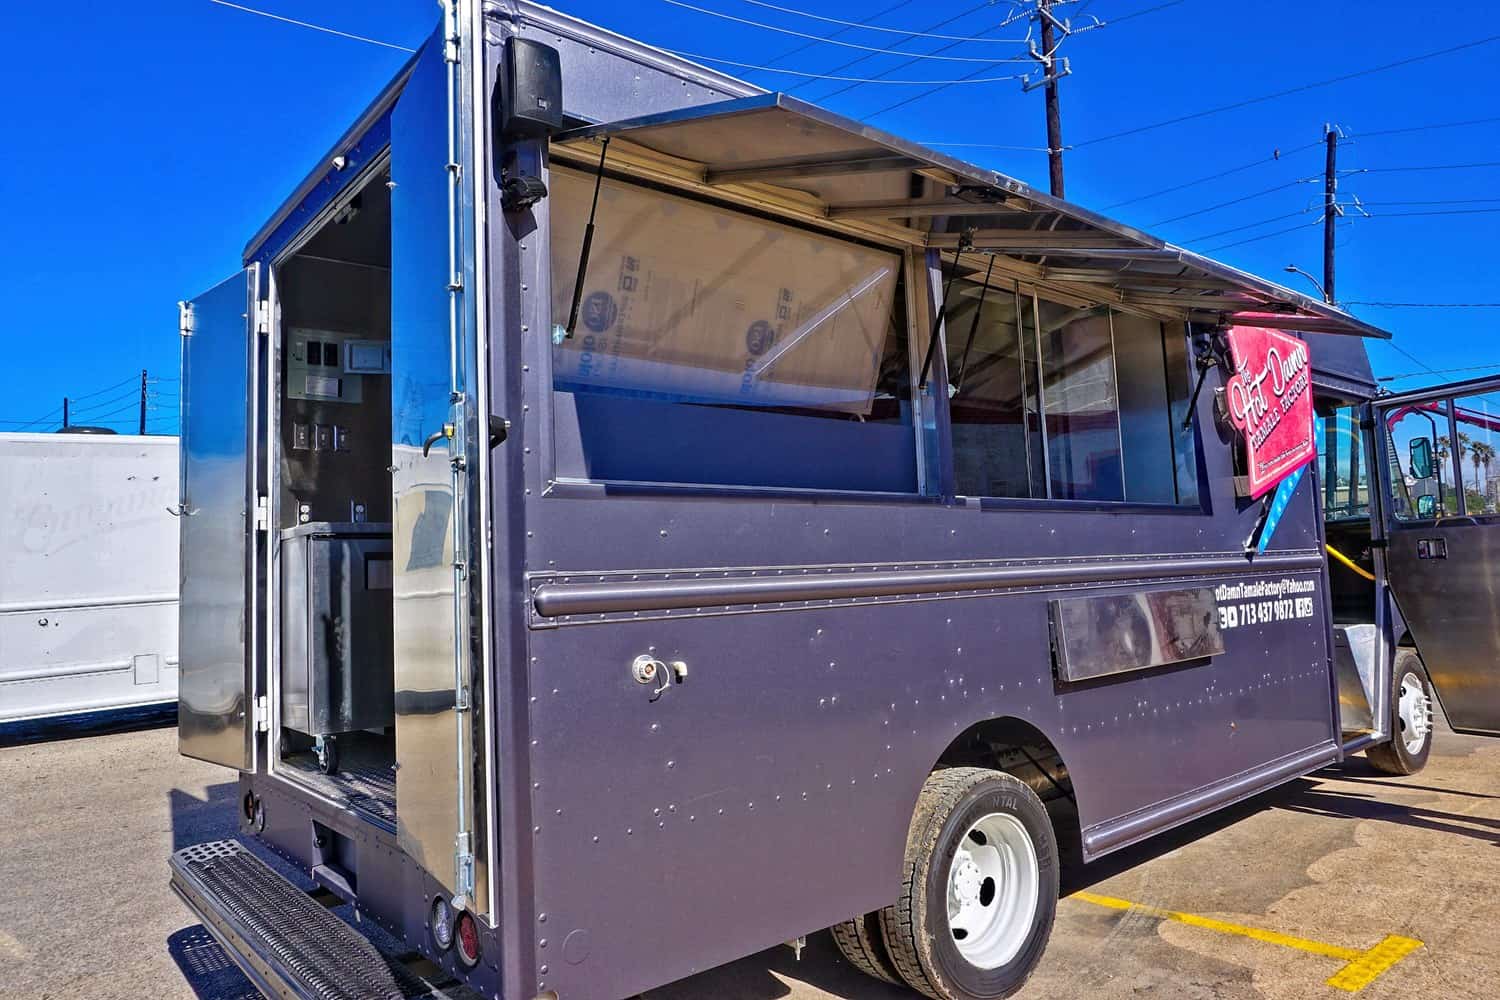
1376,375,1500,735
389,17,489,914
177,269,257,768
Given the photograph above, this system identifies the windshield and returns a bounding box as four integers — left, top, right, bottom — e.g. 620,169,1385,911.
1320,406,1370,522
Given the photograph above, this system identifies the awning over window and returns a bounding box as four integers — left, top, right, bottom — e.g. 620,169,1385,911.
551,93,1389,340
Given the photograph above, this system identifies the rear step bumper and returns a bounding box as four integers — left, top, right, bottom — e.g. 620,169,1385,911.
170,840,435,1000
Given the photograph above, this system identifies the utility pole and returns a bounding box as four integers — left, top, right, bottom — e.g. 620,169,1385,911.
1020,1,1100,199
139,369,148,435
62,397,69,430
1322,124,1339,304
1039,0,1065,198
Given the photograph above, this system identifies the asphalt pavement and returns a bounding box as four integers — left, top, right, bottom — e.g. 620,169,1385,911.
2,720,1497,999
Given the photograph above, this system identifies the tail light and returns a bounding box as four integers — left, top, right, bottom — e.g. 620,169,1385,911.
456,910,482,967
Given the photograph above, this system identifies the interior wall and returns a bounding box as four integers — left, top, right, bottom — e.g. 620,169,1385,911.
277,253,392,527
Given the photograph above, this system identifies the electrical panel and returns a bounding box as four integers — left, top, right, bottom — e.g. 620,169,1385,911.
285,328,366,403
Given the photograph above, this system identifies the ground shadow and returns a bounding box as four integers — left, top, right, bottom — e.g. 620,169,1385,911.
168,926,262,1000
1275,785,1500,845
0,702,175,748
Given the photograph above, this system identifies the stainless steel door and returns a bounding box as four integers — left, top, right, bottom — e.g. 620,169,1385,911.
1377,376,1500,736
390,25,487,910
177,271,256,768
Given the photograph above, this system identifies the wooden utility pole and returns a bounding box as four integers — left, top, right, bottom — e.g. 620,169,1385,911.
62,397,69,430
1322,125,1338,304
1039,0,1065,198
138,369,148,435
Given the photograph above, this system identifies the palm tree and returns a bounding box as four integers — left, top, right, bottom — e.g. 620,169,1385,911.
1471,440,1496,510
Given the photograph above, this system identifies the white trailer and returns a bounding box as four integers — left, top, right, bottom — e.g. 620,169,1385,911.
0,432,179,727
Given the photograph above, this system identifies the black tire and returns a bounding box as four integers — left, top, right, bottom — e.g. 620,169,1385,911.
1366,649,1433,776
879,768,1058,1000
831,911,904,986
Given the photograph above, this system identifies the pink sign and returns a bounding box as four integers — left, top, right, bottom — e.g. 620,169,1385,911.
1222,326,1315,499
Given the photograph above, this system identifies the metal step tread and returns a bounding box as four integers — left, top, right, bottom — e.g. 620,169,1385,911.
171,840,434,1000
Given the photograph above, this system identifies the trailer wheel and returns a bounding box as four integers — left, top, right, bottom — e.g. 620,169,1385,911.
831,911,903,985
1366,650,1434,776
880,768,1057,1000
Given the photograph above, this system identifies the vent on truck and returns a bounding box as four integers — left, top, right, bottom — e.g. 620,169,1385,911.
170,840,438,1000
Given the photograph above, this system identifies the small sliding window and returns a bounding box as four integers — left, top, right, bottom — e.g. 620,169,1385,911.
942,271,1200,507
547,166,920,496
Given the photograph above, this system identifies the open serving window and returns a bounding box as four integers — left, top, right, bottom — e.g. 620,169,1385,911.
549,93,1390,343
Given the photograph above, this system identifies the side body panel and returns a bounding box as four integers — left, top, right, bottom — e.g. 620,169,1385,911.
0,433,180,724
178,271,256,768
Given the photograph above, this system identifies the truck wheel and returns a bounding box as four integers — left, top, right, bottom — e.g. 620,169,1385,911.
1366,650,1434,776
880,768,1057,1000
831,912,903,985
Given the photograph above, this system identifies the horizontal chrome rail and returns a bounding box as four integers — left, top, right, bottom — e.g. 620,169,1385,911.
533,550,1325,618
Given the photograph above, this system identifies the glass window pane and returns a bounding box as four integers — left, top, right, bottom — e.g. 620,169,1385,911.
548,167,916,493
1386,401,1456,520
1038,301,1123,501
1319,406,1369,521
1114,313,1178,505
1452,391,1500,515
944,279,1044,498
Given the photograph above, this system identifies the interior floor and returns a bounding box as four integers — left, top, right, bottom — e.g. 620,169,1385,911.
280,731,397,830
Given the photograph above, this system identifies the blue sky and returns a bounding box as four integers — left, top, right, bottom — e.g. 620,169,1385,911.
1,0,1496,434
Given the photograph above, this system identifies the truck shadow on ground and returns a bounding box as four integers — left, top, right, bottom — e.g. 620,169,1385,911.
163,757,1493,1000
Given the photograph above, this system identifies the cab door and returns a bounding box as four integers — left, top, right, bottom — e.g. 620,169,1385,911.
1376,376,1500,735
177,268,258,767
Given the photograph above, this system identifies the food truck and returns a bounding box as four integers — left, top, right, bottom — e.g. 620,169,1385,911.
166,3,1500,998
0,431,178,731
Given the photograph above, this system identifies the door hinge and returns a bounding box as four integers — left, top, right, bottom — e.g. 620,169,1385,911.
178,301,194,338
453,832,476,903
254,495,270,532
254,300,270,336
254,695,270,732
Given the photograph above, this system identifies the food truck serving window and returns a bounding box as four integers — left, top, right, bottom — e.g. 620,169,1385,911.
548,166,918,494
943,274,1199,506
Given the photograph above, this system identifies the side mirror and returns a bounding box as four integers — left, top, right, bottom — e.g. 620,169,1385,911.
1409,437,1434,480
1416,494,1437,519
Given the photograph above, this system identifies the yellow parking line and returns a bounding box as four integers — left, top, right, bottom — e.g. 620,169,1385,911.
1070,891,1422,993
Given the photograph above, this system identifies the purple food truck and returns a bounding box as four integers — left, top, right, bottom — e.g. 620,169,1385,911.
167,3,1500,998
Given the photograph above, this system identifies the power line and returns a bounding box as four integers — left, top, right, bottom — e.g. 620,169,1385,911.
1178,209,1310,244
1349,302,1500,308
1350,160,1500,175
667,51,1025,83
1378,363,1500,382
755,0,919,69
1074,32,1500,148
794,1,1001,99
1353,115,1500,139
1150,175,1319,226
205,0,415,53
1202,216,1325,253
1366,207,1500,219
1101,0,1188,26
69,387,141,416
1102,141,1323,209
1358,198,1500,207
657,0,1028,61
911,140,1053,151
70,374,138,403
733,0,1030,42
1378,340,1440,376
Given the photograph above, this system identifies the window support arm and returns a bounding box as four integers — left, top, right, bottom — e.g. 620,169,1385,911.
917,230,974,391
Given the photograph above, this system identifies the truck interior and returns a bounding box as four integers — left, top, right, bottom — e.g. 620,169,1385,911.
269,161,399,828
1317,393,1385,742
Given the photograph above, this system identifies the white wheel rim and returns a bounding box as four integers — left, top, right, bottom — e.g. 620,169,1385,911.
946,811,1040,969
1397,671,1432,755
